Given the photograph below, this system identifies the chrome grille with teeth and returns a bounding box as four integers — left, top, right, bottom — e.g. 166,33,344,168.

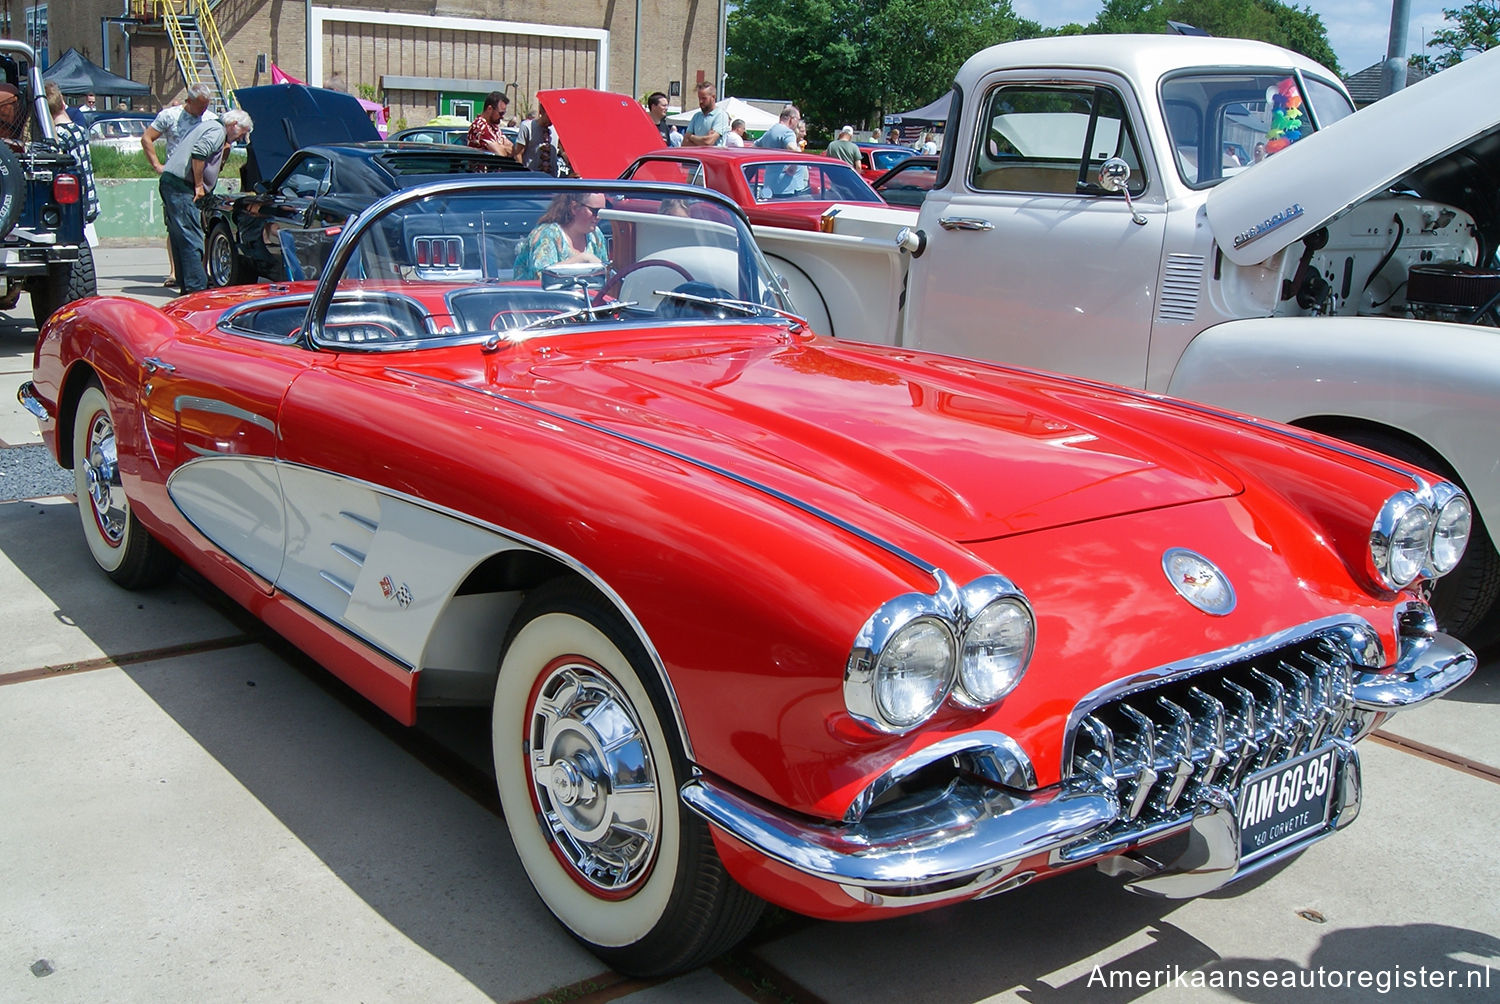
1067,632,1359,845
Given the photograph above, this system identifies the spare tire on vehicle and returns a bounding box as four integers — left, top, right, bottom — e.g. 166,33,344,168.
0,142,25,238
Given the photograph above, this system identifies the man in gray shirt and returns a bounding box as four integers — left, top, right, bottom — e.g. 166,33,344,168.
159,108,253,293
142,83,218,286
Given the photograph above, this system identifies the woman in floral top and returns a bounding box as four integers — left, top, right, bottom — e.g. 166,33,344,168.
513,191,607,280
44,83,99,226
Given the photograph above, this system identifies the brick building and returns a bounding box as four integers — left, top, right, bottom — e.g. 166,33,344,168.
35,1,723,127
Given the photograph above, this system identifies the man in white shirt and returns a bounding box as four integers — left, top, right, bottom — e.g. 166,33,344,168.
724,119,747,147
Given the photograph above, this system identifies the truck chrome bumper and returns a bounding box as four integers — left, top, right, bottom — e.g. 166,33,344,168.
1352,630,1475,710
681,773,1118,903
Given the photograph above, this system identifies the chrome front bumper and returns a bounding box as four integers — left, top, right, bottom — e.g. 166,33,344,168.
681,627,1473,907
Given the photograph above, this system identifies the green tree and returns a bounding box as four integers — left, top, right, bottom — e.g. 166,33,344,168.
726,0,1037,133
1422,1,1500,69
1046,0,1340,73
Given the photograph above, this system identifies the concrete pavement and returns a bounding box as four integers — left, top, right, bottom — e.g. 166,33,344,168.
2,248,1497,1001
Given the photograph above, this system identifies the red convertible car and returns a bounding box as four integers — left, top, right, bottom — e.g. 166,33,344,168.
21,178,1475,976
539,88,910,231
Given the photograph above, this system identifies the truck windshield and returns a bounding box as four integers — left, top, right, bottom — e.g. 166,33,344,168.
1159,71,1354,188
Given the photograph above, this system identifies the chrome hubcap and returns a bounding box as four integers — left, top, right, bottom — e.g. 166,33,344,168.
527,662,659,892
84,412,126,545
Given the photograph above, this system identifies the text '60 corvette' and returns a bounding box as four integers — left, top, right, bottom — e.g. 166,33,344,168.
21,179,1475,976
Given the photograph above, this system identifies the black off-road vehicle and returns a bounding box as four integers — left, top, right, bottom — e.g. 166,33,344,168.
0,40,97,328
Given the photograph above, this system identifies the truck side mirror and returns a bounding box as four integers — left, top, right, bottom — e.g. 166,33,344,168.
1097,157,1147,227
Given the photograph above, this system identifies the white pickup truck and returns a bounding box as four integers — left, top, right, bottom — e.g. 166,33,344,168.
752,34,1500,643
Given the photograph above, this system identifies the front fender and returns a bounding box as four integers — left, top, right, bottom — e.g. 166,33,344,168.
1166,315,1500,528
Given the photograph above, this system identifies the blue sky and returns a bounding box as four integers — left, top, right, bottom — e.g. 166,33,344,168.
1009,1,1456,74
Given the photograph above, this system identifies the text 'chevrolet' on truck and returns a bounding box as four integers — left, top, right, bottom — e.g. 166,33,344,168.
0,40,98,328
788,35,1500,645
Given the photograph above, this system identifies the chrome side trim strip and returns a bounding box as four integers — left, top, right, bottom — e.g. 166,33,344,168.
392,369,941,579
842,730,1037,823
318,569,355,596
173,395,278,433
329,542,366,566
340,509,379,533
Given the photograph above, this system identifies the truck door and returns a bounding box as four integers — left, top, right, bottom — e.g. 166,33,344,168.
909,73,1165,388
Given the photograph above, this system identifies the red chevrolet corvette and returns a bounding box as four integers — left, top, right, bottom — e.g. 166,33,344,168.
21,178,1475,976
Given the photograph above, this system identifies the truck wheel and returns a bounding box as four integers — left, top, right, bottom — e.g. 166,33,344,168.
72,382,178,588
31,244,98,329
492,579,763,977
0,142,24,237
1342,429,1500,644
206,223,252,287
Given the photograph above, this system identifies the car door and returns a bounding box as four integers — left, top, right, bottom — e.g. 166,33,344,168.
909,71,1166,388
138,321,321,590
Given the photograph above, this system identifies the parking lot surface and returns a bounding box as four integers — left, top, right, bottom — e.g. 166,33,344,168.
3,248,1497,1002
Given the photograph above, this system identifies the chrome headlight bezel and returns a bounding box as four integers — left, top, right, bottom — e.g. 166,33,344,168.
1427,481,1471,576
846,573,1034,734
953,594,1036,709
1368,480,1471,590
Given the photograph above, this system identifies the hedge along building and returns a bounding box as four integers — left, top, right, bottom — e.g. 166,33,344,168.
46,1,726,128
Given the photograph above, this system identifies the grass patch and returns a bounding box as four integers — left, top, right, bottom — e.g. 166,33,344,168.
89,143,247,180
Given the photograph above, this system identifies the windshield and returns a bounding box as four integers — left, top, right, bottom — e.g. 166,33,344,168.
741,161,880,203
1160,71,1354,187
281,183,797,350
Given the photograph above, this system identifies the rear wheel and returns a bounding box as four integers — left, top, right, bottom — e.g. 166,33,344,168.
205,223,253,287
30,244,98,329
71,383,178,588
1340,428,1500,643
492,579,762,977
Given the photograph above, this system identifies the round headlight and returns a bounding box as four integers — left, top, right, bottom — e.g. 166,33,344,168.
873,617,955,728
955,597,1034,707
1430,493,1471,575
1387,504,1434,587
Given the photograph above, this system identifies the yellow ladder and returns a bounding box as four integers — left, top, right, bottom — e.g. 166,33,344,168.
154,1,239,107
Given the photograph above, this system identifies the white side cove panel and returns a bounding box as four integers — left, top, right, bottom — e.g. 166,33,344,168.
168,456,287,584
278,465,534,669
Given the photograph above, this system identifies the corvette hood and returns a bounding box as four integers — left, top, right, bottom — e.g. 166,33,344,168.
498,332,1242,542
1208,48,1500,265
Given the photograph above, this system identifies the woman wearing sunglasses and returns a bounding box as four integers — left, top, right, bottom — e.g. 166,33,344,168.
514,192,608,280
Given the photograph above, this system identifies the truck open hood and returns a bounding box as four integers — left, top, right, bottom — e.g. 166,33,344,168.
1207,48,1500,266
538,88,665,179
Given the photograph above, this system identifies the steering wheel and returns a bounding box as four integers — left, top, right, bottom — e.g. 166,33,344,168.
601,258,694,300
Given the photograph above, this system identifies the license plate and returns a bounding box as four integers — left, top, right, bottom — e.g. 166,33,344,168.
1236,746,1336,861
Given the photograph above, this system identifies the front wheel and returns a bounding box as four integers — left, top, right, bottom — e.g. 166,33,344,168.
492,580,762,976
205,223,252,287
71,383,178,588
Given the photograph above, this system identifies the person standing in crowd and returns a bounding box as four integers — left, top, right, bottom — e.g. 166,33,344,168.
646,91,673,145
921,132,939,154
515,102,560,176
724,119,747,147
668,125,683,147
683,81,728,146
755,104,808,197
142,83,217,287
45,83,99,244
159,109,253,294
826,125,859,168
886,126,901,145
467,90,513,158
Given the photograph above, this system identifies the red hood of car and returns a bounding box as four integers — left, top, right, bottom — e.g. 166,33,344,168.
539,88,666,179
479,330,1242,543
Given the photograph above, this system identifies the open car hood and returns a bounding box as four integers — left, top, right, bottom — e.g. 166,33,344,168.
1207,48,1500,265
539,88,667,179
234,84,382,188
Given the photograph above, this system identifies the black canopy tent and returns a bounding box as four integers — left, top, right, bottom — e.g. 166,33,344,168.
886,92,951,128
42,49,150,98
